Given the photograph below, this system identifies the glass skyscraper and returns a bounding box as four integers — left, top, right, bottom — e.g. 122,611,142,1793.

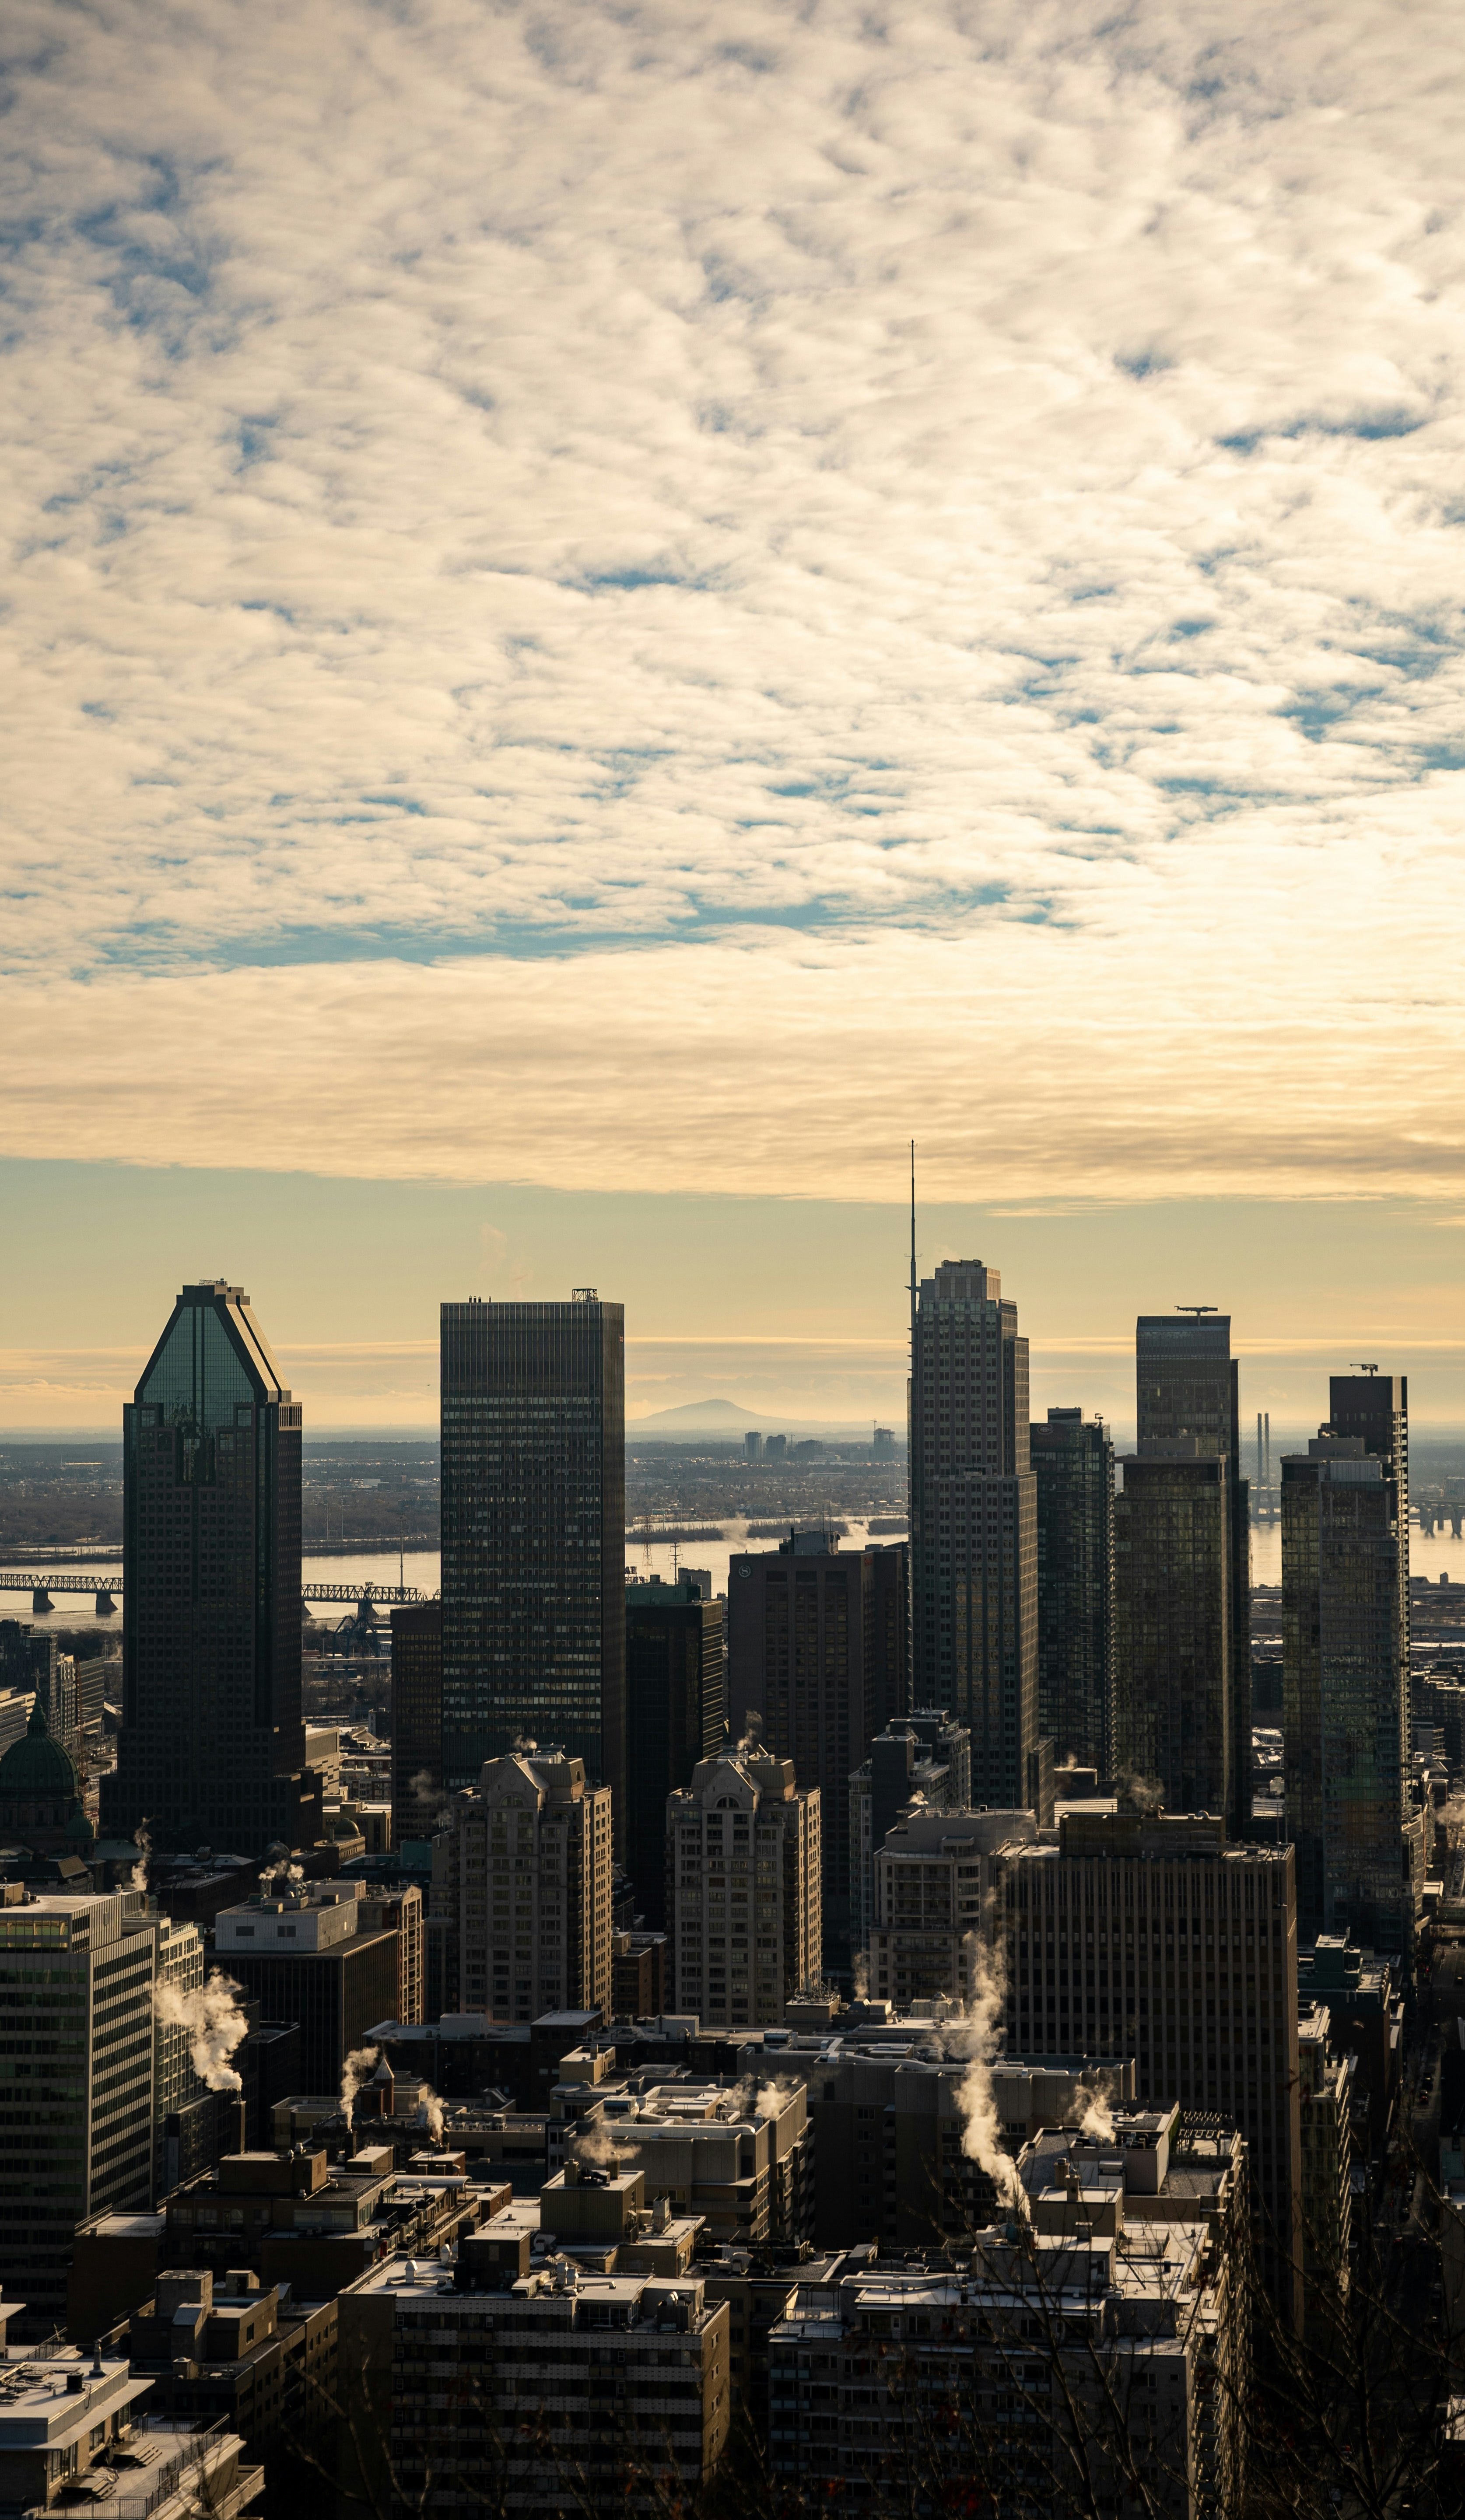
1032,1408,1115,1774
909,1260,1041,1809
101,1281,319,1858
439,1294,625,1818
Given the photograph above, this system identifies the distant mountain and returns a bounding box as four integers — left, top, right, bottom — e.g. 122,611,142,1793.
629,1399,754,1431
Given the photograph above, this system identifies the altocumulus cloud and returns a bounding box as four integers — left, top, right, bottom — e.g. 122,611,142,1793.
3,0,1465,1200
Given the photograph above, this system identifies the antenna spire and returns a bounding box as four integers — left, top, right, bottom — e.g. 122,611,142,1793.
909,1140,917,1351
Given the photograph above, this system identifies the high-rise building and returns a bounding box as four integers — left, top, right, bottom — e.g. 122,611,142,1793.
430,1746,613,2023
744,1430,764,1460
1032,1409,1115,1775
868,1806,1038,2011
1329,1369,1411,1755
666,1746,820,2026
728,1531,908,1971
0,1886,158,2334
214,1883,402,2093
101,1281,320,1858
1113,1451,1234,1818
624,1571,726,1928
989,1809,1303,2326
909,1260,1043,1809
848,1706,971,1958
1132,1315,1251,1834
439,1294,625,1820
1282,1429,1409,1949
389,1601,442,1848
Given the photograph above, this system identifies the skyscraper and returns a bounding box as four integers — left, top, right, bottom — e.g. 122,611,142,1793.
1114,1451,1234,1818
728,1530,909,1971
101,1281,319,1858
1283,1422,1409,1949
1032,1409,1115,1775
1328,1371,1410,1750
439,1293,625,1816
431,1747,613,2023
1130,1314,1251,1833
909,1260,1042,1807
624,1571,726,1929
666,1745,820,2027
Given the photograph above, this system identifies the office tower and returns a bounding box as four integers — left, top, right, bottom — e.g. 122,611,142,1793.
1329,1370,1410,1748
744,1430,764,1460
1114,1452,1234,1817
872,1425,897,1458
439,1294,625,1821
624,1571,726,1928
909,1260,1043,1809
764,1432,788,1460
666,1745,820,2026
728,1530,908,1972
431,1746,613,2023
1133,1314,1251,1834
0,1620,81,1762
868,1806,1038,2010
989,1809,1303,2326
1297,2002,1353,2336
849,1706,971,1958
0,1886,157,2334
101,1281,320,1859
151,1911,217,2197
214,1882,401,2092
1032,1408,1115,1775
1282,1429,1408,1949
389,1600,442,1847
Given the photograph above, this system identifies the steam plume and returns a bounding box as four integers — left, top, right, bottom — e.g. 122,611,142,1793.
571,2118,625,2171
938,1929,1020,2205
1066,2076,1117,2144
850,1950,870,2002
153,1968,250,2093
128,1819,152,1895
414,2080,446,2143
1115,1771,1164,1816
341,2044,380,2133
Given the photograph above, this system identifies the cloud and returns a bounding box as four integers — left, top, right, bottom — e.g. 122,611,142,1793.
3,0,1465,1199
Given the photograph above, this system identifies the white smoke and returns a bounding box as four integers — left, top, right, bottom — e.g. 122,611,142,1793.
154,1968,250,2093
850,1950,870,2002
341,2044,380,2133
1115,1772,1164,1816
938,1929,1020,2205
571,2118,625,2171
414,2080,446,2144
1066,2077,1117,2144
733,1710,764,1757
259,1855,305,1889
129,1819,152,1895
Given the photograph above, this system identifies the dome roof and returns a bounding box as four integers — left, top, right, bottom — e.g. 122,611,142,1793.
0,1698,81,1802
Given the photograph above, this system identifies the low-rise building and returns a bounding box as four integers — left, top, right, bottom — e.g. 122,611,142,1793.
337,2250,730,2515
612,1928,668,2020
125,2268,336,2485
574,2076,813,2246
0,2334,260,2520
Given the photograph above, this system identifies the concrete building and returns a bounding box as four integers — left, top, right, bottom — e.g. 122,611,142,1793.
909,1260,1045,1809
769,2107,1247,2520
1296,2001,1353,2337
666,1746,820,2027
389,1600,442,1849
988,1810,1304,2326
611,1928,668,2020
728,1531,908,1973
574,2076,814,2247
868,1807,1038,2012
0,1885,157,2334
848,1708,970,1963
125,2269,338,2489
1032,1408,1115,1775
101,1280,321,1859
337,2248,730,2516
214,1882,400,2093
355,1881,424,2025
1283,1428,1410,1950
1131,1313,1251,1836
439,1292,625,1817
431,1746,613,2024
0,2335,260,2520
624,1571,726,1929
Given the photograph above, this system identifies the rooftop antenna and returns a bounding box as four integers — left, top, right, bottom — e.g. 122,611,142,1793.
1350,1362,1379,1376
1175,1305,1218,1317
909,1140,917,1354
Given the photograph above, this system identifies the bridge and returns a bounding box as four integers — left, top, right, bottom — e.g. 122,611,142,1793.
0,1571,431,1614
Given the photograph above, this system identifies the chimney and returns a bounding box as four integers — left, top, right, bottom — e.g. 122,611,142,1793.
228,2092,248,2156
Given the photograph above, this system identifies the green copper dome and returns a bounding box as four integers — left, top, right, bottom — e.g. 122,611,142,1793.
0,1698,82,1801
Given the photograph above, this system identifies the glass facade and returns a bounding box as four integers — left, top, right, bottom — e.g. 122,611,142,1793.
101,1281,312,1857
624,1578,725,1930
1283,1433,1408,1950
1032,1408,1115,1773
1114,1454,1233,1815
909,1261,1039,1807
439,1296,625,1816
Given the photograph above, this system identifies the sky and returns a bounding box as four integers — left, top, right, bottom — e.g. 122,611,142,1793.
2,0,1463,1431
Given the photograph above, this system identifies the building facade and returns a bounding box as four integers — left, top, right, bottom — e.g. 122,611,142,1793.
1133,1315,1251,1834
624,1572,726,1929
1032,1409,1115,1775
867,1806,1037,2011
666,1746,820,2027
848,1708,971,1960
1329,1370,1412,1808
102,1281,319,1858
988,1810,1303,2326
728,1532,908,1970
215,1883,401,2093
908,1260,1042,1808
431,1747,613,2024
439,1294,625,1818
1114,1451,1234,1820
1283,1431,1409,1949
0,1887,157,2334
389,1601,442,1849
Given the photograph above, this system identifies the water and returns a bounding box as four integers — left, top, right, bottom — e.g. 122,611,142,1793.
1248,1521,1465,1588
